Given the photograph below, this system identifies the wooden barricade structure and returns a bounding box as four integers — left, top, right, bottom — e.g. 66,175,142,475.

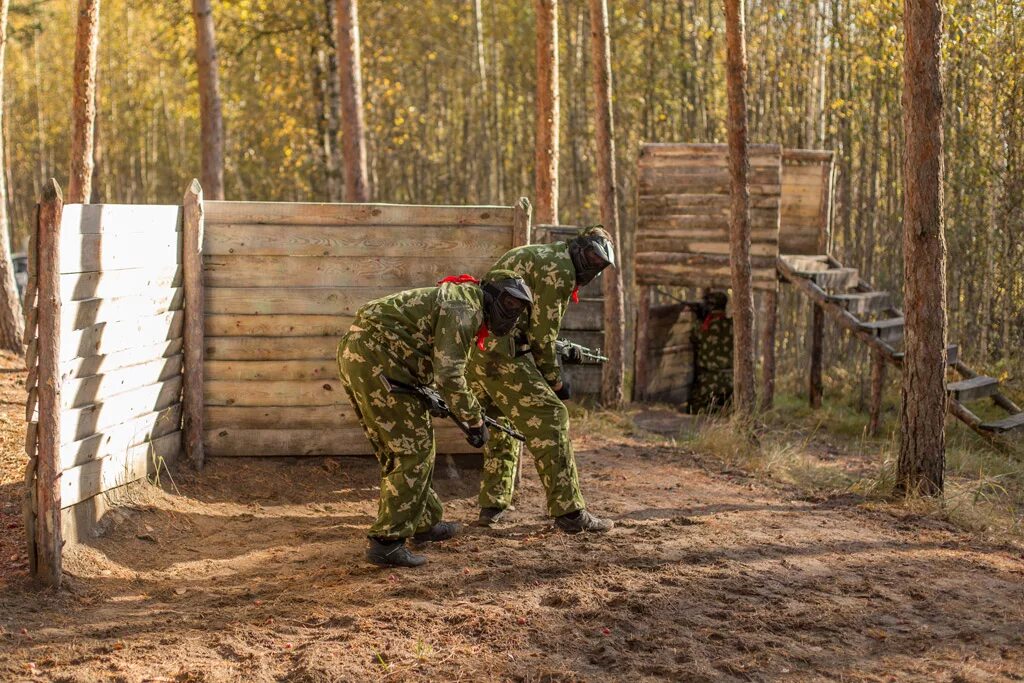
23,179,531,585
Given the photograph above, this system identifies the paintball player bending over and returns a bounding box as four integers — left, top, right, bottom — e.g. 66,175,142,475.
337,270,533,568
468,226,616,533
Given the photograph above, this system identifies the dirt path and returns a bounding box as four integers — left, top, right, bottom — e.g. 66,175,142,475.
1,371,1023,680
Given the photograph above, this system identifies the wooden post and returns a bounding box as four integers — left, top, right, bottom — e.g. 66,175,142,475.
633,285,651,401
183,180,206,469
809,302,823,408
760,288,778,410
533,0,558,224
868,348,886,436
22,203,39,575
512,197,532,247
35,179,62,587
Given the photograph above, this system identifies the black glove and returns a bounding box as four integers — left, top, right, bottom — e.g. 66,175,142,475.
425,395,448,418
554,379,572,401
466,422,489,449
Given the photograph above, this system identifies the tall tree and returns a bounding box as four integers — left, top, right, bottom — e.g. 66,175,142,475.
534,0,559,224
191,0,225,200
319,0,343,202
335,0,370,202
0,0,23,353
67,0,100,204
723,0,756,416
587,0,625,407
897,0,947,496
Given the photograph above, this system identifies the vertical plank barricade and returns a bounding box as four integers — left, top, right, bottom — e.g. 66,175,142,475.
183,181,205,468
35,179,63,587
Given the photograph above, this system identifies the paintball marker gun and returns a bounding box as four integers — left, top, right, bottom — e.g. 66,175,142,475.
555,338,609,365
380,376,526,443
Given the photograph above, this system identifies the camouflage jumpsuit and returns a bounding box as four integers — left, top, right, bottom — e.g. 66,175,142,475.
689,311,734,412
467,244,586,517
337,284,484,540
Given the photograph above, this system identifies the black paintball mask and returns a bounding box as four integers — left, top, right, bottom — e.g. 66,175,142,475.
481,271,534,336
569,227,616,286
703,290,728,312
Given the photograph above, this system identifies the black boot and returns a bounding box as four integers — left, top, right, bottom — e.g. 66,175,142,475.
366,538,427,567
477,507,507,527
412,521,462,544
554,509,614,534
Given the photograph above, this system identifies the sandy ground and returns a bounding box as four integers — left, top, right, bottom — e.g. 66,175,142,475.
1,355,1024,681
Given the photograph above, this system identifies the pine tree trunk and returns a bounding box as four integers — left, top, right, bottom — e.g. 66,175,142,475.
335,0,370,202
68,0,100,204
321,0,343,202
723,0,756,416
587,0,625,407
191,0,224,200
897,0,947,496
534,0,559,224
0,0,23,353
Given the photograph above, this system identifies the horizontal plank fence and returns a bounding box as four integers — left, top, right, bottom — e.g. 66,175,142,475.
199,197,531,457
780,149,834,255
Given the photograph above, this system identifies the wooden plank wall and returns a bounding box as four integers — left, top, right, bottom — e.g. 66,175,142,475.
50,204,185,517
641,299,695,403
635,142,782,291
780,149,835,255
534,225,602,398
201,200,527,456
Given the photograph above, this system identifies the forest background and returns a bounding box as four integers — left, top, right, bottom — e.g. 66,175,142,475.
7,0,1023,388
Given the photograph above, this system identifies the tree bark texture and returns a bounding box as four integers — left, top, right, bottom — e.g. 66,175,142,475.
68,0,100,204
869,348,886,436
723,0,757,416
0,0,24,353
587,0,625,407
320,0,343,202
760,288,777,410
335,0,370,202
534,0,559,224
809,303,823,408
191,0,225,200
898,0,947,496
182,180,206,469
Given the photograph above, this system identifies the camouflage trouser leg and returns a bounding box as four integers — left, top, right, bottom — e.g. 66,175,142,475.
689,368,733,413
337,330,444,540
469,354,585,517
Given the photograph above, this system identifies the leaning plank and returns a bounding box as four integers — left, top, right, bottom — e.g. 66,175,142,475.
59,232,181,275
61,310,183,361
203,201,515,227
61,356,183,409
183,181,206,469
205,314,354,337
204,223,512,257
204,379,347,407
205,405,353,430
59,203,182,235
637,265,778,290
60,265,182,302
61,376,182,445
204,425,476,456
61,431,181,509
62,288,184,331
202,254,498,288
60,404,182,471
205,286,394,315
59,339,183,382
205,360,339,382
205,336,337,361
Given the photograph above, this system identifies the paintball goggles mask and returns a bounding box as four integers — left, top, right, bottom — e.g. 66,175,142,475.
569,227,616,286
481,272,534,336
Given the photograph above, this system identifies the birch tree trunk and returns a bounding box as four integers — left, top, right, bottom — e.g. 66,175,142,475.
191,0,225,200
897,0,947,496
335,0,370,202
0,0,23,353
534,0,559,224
588,0,625,407
723,0,756,416
320,0,343,201
68,0,100,204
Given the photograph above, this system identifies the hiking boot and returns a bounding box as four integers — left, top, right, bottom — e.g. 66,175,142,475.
554,509,614,534
366,538,427,568
477,507,507,527
412,521,462,544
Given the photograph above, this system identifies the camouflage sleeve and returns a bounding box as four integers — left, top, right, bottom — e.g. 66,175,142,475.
529,282,568,386
432,301,484,424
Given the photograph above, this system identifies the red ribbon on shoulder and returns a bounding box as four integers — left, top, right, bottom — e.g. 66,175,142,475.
571,286,579,304
476,324,490,350
437,274,480,285
701,310,727,333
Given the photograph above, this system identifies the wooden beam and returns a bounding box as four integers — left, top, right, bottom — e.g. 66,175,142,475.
61,431,181,508
760,288,778,410
35,179,63,588
203,200,515,227
183,181,205,469
632,286,651,401
205,286,392,315
512,197,532,247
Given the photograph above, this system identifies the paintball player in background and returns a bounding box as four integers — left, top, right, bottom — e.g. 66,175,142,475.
468,226,616,533
686,290,734,413
337,270,533,568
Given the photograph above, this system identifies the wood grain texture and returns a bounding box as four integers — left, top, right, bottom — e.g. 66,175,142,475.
204,425,477,456
61,310,183,362
61,355,182,409
60,404,182,471
61,430,181,508
204,379,346,407
60,265,182,302
205,314,354,337
203,201,514,227
59,231,181,275
183,180,206,468
205,286,393,315
205,336,337,361
62,288,183,331
60,339,183,382
59,203,182,235
205,405,352,430
60,376,182,445
205,360,338,382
